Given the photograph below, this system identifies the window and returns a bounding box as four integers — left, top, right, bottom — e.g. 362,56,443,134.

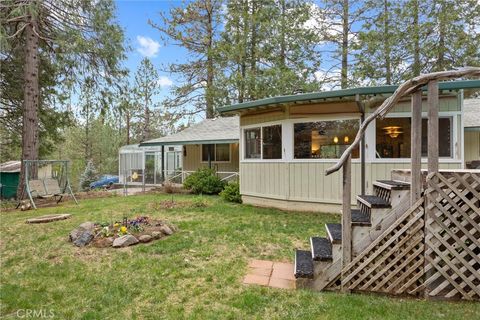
262,125,282,159
244,124,282,159
201,144,230,162
245,128,261,159
294,120,360,159
375,117,452,158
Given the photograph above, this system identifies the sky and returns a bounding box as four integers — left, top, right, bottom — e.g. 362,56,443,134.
115,0,187,104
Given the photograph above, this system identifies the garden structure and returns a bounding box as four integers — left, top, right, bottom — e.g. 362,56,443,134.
17,160,77,209
219,68,480,300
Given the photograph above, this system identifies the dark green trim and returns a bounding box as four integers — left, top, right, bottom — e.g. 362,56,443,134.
139,139,239,147
465,127,480,132
218,80,480,113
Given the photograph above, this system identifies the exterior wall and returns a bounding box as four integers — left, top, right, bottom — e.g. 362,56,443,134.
239,93,464,213
241,161,461,213
465,131,480,163
183,143,239,173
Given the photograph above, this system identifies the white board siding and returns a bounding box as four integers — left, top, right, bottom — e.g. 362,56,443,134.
240,161,461,206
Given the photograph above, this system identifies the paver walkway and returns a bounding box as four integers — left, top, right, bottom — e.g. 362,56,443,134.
243,259,295,289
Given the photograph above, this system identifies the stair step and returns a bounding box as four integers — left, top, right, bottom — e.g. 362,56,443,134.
351,209,371,226
310,237,332,261
357,195,391,208
373,180,410,190
326,223,342,244
294,249,314,279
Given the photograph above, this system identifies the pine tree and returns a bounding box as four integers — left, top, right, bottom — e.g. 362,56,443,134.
1,0,126,197
134,58,161,142
79,160,98,191
149,0,224,119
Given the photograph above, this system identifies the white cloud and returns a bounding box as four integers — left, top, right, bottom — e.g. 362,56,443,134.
136,35,160,57
157,76,173,87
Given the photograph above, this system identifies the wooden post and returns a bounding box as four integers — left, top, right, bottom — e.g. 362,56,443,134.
410,90,422,205
427,80,439,174
360,113,366,195
341,154,352,292
161,145,165,183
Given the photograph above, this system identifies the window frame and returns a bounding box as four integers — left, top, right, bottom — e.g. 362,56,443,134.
200,143,232,163
241,121,284,161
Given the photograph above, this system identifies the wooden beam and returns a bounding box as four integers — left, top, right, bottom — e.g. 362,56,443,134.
341,154,352,292
428,80,439,174
411,90,422,205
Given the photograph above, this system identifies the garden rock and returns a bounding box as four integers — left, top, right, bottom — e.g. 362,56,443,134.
106,237,114,245
151,231,162,239
73,230,94,247
160,225,173,235
112,235,139,248
139,235,152,243
79,221,95,231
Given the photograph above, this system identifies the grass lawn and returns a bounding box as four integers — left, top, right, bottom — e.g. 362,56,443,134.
1,194,479,319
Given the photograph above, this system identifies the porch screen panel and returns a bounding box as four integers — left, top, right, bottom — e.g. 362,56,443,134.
202,144,215,162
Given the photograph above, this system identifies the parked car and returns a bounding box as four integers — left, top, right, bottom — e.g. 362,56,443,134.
90,175,119,189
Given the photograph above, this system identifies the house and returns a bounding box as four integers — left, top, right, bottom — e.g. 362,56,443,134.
218,80,480,213
137,116,240,183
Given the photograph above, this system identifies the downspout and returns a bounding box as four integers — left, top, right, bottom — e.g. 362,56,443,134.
356,94,366,195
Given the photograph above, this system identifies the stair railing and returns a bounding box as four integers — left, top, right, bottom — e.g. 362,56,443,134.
324,67,480,292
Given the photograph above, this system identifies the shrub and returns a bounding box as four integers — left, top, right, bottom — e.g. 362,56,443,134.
220,182,242,203
183,168,225,194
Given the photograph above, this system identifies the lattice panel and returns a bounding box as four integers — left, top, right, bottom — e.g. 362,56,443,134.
341,198,425,296
424,172,480,300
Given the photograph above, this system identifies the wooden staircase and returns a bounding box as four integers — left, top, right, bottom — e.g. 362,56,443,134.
294,179,410,290
291,68,480,300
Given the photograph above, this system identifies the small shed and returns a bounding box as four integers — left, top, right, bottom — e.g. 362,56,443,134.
0,161,20,199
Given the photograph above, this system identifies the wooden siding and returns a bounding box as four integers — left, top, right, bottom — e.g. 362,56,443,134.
367,95,459,113
240,161,461,207
183,143,239,172
465,131,480,163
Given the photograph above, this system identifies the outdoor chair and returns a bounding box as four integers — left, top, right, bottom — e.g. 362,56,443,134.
28,179,53,199
43,178,69,203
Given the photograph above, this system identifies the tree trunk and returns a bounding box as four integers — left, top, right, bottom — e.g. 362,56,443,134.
436,1,445,71
126,111,131,145
341,0,349,89
384,0,392,84
249,0,257,100
412,0,421,76
17,20,40,198
205,0,215,119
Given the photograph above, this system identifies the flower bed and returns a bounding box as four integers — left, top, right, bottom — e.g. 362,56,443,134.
69,216,176,248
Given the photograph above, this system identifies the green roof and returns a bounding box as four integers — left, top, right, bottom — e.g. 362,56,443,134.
218,80,480,114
